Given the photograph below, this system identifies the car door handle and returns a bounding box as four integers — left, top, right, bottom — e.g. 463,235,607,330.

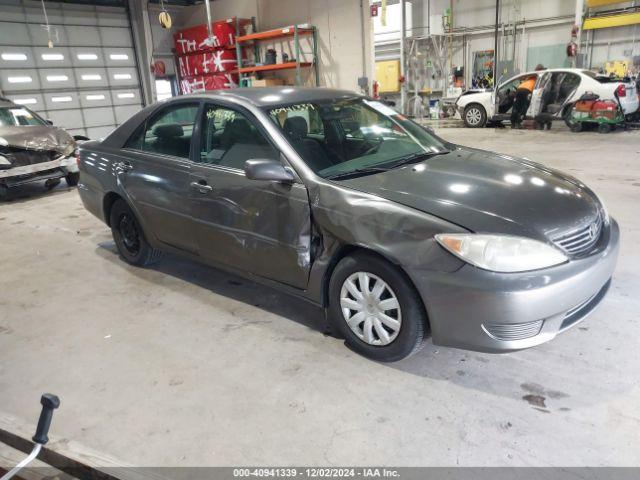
190,181,213,194
117,161,133,172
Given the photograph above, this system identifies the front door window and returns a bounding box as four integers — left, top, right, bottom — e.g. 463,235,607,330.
496,74,536,114
198,104,278,169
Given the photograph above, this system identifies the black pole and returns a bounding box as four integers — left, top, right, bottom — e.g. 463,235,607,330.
493,0,499,85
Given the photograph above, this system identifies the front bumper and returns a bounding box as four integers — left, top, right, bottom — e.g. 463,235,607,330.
410,219,620,353
0,155,77,186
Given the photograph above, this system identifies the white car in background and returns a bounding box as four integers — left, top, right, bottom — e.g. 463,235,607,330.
456,68,639,128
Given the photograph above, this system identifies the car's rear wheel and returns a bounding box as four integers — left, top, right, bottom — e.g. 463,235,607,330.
109,199,162,267
463,104,487,128
328,252,427,362
563,103,578,129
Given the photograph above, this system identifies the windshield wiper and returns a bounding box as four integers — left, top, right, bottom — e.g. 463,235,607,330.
323,150,450,181
385,150,450,169
324,166,391,180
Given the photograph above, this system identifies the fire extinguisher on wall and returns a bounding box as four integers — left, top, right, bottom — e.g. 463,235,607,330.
567,25,579,59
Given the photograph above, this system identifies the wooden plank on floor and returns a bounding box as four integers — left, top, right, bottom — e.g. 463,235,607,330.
0,412,166,480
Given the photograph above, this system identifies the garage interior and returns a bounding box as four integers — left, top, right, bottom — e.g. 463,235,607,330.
1,0,639,477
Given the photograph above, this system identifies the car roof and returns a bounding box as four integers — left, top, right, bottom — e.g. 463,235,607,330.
516,68,591,76
179,86,363,107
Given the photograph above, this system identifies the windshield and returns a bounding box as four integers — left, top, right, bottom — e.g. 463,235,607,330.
0,106,47,127
267,97,449,179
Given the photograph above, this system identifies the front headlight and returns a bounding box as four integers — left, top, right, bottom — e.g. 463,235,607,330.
435,234,568,273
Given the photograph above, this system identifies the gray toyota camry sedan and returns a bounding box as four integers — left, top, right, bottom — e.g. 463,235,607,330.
78,87,619,362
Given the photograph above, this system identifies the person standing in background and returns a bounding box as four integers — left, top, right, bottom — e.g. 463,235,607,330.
510,75,537,129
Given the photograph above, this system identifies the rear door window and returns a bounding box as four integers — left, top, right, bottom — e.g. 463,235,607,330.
125,103,199,159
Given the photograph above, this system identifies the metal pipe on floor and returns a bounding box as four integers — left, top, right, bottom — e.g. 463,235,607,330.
400,0,406,115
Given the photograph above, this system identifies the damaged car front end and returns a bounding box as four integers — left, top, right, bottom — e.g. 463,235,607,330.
0,99,79,199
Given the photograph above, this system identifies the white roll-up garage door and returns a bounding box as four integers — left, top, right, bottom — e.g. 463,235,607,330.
0,0,144,139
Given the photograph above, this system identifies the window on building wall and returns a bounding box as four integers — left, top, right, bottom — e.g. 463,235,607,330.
1,53,27,61
42,53,64,61
155,79,174,101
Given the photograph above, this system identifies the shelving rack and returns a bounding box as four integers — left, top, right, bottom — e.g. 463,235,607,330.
233,22,319,87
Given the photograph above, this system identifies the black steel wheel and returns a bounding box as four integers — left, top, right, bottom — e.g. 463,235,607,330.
109,199,163,267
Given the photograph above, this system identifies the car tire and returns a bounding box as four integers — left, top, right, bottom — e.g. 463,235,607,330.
598,123,611,134
328,252,428,362
65,172,79,187
44,178,61,190
109,199,163,267
563,103,577,129
0,184,9,201
463,104,487,128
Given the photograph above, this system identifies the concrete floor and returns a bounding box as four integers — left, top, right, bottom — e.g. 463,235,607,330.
1,127,639,467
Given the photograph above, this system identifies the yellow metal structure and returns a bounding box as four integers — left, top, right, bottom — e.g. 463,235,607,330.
586,0,626,7
583,12,640,30
605,60,629,77
375,60,401,93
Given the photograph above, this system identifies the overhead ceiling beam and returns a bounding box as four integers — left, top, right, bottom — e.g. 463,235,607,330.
585,0,627,7
583,11,640,29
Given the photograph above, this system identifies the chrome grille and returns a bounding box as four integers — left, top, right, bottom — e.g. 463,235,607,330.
482,320,543,341
552,213,603,256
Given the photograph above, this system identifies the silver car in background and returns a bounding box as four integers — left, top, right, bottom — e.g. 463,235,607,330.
0,97,79,199
77,88,619,361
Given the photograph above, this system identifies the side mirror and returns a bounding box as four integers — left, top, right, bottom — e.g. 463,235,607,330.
244,159,295,183
45,119,53,125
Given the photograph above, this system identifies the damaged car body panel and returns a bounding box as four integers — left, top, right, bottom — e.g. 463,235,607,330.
0,99,79,193
78,88,619,358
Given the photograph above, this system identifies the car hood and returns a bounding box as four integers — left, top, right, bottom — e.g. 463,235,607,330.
339,147,602,241
458,90,491,102
0,125,75,156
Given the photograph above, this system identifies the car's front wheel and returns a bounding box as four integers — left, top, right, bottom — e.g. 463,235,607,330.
109,199,163,267
65,172,79,187
328,252,427,362
463,104,487,128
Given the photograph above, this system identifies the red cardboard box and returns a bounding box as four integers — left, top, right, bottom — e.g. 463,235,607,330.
174,20,239,54
179,73,239,94
177,48,242,77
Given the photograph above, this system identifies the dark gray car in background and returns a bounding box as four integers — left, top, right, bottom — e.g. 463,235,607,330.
77,87,619,361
